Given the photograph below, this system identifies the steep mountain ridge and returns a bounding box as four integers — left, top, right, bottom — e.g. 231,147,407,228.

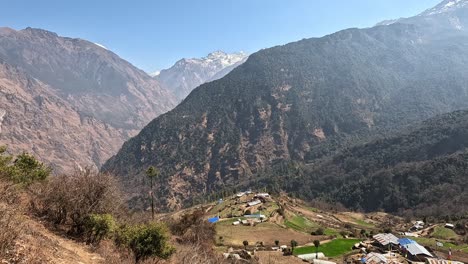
0,27,176,129
104,0,468,211
156,51,247,101
0,27,176,171
0,60,125,171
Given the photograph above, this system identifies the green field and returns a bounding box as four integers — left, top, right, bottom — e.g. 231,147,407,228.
293,239,360,257
431,226,459,240
412,237,468,253
305,206,319,212
324,228,340,236
285,215,318,232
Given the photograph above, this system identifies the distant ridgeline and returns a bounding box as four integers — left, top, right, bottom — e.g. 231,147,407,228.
103,0,468,215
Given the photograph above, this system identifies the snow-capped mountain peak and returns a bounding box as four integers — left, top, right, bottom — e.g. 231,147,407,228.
148,70,160,77
155,51,248,101
94,43,108,50
420,0,468,16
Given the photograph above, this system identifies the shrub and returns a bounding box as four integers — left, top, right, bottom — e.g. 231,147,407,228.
290,240,298,251
315,228,325,235
383,227,393,233
31,169,123,237
0,204,20,258
340,231,348,238
7,153,50,185
0,147,50,186
0,146,12,173
243,240,249,249
84,214,117,244
277,207,285,217
360,229,367,237
0,180,22,258
116,223,175,262
170,209,216,245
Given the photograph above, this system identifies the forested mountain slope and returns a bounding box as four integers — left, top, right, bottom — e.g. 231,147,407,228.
103,0,468,210
257,110,468,216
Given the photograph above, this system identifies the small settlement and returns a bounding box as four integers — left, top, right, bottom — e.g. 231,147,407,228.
341,233,461,264
206,193,466,264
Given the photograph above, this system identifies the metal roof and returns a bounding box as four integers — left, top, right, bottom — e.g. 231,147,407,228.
398,238,416,246
297,253,326,261
207,216,219,223
373,233,399,246
366,253,388,264
404,243,433,257
247,200,261,206
426,259,464,264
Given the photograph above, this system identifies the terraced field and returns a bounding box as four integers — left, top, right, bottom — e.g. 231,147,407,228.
293,239,361,257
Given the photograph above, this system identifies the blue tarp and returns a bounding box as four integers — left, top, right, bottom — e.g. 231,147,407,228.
398,238,416,246
208,216,219,223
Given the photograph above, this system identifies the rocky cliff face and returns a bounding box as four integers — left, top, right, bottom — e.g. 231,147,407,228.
156,51,247,101
103,0,468,210
0,61,122,171
0,27,176,172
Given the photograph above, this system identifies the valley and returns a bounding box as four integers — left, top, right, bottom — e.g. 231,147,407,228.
162,191,468,263
103,0,468,212
1,0,468,263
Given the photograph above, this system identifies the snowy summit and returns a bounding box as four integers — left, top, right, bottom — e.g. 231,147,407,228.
94,43,108,50
420,0,468,16
155,50,248,101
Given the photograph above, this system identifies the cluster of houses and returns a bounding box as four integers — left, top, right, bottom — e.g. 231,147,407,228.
409,220,454,232
206,190,271,226
231,191,270,226
359,233,464,264
231,214,267,226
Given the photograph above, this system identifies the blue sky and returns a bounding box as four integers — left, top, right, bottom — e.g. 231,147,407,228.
2,0,440,72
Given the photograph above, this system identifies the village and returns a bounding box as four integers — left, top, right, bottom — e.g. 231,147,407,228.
198,191,468,264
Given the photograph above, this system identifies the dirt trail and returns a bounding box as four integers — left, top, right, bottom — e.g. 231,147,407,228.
10,216,104,264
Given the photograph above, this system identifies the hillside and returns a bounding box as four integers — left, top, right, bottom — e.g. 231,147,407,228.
103,0,468,211
0,61,126,171
256,110,468,216
169,191,468,263
0,27,176,171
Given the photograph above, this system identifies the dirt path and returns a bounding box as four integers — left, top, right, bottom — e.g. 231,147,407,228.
10,216,104,264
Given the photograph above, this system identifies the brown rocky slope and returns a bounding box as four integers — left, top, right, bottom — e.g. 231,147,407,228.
0,27,176,172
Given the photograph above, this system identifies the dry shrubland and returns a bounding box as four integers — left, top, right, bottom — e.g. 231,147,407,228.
0,152,249,263
30,168,124,237
0,198,21,259
0,180,22,259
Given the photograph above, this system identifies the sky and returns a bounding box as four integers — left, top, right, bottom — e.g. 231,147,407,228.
2,0,441,72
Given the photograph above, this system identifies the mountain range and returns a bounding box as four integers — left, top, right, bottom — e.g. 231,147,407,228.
0,27,176,171
155,51,248,101
103,0,468,212
1,0,467,215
